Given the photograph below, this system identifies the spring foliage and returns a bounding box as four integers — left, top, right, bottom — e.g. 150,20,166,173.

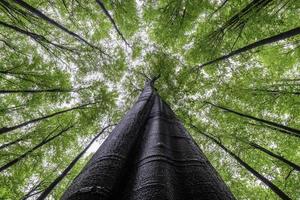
0,0,299,199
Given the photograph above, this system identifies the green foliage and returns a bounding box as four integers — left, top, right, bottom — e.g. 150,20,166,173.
0,0,299,199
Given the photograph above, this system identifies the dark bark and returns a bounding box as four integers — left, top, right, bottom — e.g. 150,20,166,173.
197,27,300,68
37,124,112,200
0,101,98,135
206,101,300,137
190,125,291,200
0,125,72,172
95,0,130,46
247,122,299,137
0,88,72,94
61,82,234,200
21,181,42,200
0,20,74,51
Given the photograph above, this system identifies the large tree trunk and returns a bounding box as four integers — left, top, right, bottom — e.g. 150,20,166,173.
61,81,235,200
190,125,291,200
36,124,113,200
0,101,97,135
0,125,72,172
206,101,300,137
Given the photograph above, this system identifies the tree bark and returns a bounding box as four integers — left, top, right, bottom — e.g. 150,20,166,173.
0,101,98,135
190,125,291,200
206,101,300,137
36,124,112,200
0,125,73,172
197,27,300,68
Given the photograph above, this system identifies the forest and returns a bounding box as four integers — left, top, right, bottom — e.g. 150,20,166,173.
0,0,299,199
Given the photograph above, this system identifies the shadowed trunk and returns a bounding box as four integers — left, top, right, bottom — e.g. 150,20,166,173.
0,125,72,172
190,125,291,200
206,101,300,137
36,124,113,200
61,81,235,200
0,101,98,135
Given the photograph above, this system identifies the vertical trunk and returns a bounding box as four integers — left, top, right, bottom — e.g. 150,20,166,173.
61,82,235,200
206,101,300,137
0,101,97,135
190,125,291,200
0,125,73,172
36,125,112,200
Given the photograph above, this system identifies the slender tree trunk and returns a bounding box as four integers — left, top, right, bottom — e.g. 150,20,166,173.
0,101,98,135
0,125,73,172
206,101,300,137
12,0,108,55
36,124,112,200
0,137,24,150
247,122,298,137
95,0,130,46
0,20,74,51
197,27,300,68
0,88,72,94
250,89,300,95
190,124,291,200
247,141,300,172
21,181,42,200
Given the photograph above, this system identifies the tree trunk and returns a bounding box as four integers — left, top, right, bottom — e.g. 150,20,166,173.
37,124,112,200
12,0,108,55
0,88,72,94
247,141,300,172
206,101,300,137
61,81,235,200
96,0,130,46
0,20,74,51
190,125,291,200
198,27,300,68
0,101,98,135
0,125,72,172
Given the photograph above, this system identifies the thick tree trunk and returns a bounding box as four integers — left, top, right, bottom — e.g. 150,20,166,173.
37,124,112,200
0,125,72,172
197,27,300,68
61,82,235,200
95,0,130,46
206,101,300,137
0,101,97,135
190,125,291,200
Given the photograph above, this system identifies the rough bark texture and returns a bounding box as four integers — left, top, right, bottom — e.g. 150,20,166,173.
61,82,235,200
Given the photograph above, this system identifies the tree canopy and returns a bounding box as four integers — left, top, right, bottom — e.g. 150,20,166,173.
0,0,299,199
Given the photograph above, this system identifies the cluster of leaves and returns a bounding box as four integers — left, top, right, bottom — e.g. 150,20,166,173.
0,0,299,199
